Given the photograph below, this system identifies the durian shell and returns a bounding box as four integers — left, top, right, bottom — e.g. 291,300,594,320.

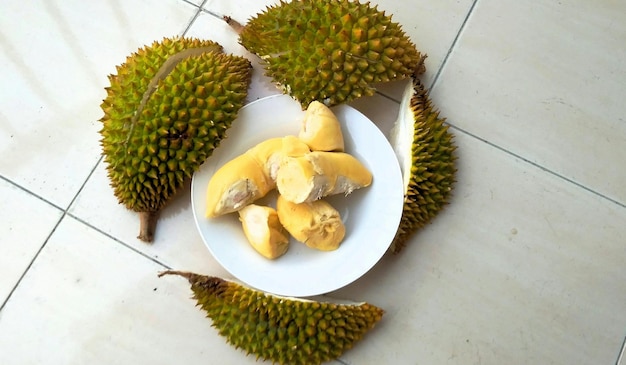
159,270,384,365
99,37,252,241
237,0,426,108
389,78,457,253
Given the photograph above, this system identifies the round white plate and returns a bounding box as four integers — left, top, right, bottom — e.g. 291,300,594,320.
191,95,403,297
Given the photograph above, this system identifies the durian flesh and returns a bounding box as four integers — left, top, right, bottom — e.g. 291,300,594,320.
299,101,345,152
238,204,290,259
235,0,425,107
159,270,384,365
276,195,346,251
99,37,252,241
276,151,372,203
388,78,457,253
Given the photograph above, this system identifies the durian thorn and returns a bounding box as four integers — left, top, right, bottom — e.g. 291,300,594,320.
137,210,160,242
123,45,223,147
412,54,428,78
223,16,245,34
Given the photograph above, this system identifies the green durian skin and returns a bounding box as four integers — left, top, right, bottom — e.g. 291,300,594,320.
239,0,424,107
161,271,384,365
99,37,252,213
391,79,457,253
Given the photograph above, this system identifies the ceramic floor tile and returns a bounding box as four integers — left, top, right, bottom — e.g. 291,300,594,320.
431,0,626,205
368,0,477,101
330,131,626,364
68,160,227,275
0,179,62,304
0,0,200,209
0,215,345,364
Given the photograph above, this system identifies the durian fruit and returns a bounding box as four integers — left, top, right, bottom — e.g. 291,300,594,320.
238,204,290,259
159,270,383,365
388,78,457,253
226,0,426,107
276,151,372,203
299,101,344,152
99,37,252,241
276,195,346,251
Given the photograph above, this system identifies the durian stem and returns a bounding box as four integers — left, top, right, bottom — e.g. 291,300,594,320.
158,270,194,280
138,211,159,243
223,16,244,34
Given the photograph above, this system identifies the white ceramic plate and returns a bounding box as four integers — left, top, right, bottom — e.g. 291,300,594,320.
191,95,403,297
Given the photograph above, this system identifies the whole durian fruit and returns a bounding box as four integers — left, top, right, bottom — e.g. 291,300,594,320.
227,0,425,107
159,270,384,365
388,78,457,253
99,37,252,242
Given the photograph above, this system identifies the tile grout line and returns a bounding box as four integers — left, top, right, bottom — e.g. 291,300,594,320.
428,0,479,91
0,175,64,212
179,0,201,8
0,154,106,312
616,334,626,365
68,213,173,271
0,213,63,312
449,123,626,209
181,0,208,37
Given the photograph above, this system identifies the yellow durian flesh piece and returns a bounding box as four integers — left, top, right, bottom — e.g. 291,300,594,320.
238,204,289,259
276,151,372,203
247,136,311,183
206,136,310,218
205,154,273,218
245,137,284,188
299,101,344,152
276,195,345,251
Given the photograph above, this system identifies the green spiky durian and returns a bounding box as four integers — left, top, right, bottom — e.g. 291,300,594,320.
388,79,457,253
228,0,425,107
99,37,252,242
159,270,383,365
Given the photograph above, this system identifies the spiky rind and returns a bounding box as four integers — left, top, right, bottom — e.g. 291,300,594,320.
99,37,252,215
160,271,383,365
390,79,457,253
239,0,424,107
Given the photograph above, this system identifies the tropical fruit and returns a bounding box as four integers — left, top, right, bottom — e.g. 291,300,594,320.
276,151,372,203
205,136,310,218
238,204,290,259
299,101,345,152
388,79,457,253
227,0,426,107
98,37,252,241
276,195,346,251
159,270,384,365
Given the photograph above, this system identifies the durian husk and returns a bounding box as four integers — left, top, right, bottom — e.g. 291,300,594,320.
159,270,384,365
388,78,457,253
99,37,252,242
227,0,426,108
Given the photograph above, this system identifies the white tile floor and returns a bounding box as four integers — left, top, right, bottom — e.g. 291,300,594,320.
1,0,625,364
